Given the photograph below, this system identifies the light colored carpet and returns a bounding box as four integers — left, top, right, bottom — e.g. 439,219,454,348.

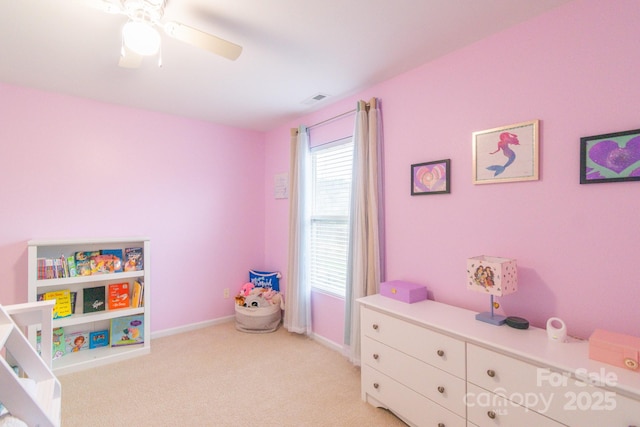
58,321,407,426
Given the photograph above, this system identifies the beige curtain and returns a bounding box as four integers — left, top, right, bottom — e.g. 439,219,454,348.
284,126,312,334
344,98,385,364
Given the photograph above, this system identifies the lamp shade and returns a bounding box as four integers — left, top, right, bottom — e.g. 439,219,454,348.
123,21,161,56
467,255,517,296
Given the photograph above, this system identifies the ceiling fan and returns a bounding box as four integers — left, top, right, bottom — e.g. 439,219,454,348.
85,0,242,68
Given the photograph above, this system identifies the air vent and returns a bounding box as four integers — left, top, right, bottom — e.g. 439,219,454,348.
302,93,331,105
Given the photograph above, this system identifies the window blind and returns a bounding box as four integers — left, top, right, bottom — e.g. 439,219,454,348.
309,138,353,297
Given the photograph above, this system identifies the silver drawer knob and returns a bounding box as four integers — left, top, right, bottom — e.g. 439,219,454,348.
487,369,496,377
373,353,379,360
437,349,444,357
487,410,496,419
372,324,379,330
437,386,445,394
373,382,379,389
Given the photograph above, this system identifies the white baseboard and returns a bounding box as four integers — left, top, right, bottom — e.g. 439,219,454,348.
151,315,235,339
309,331,345,355
152,316,348,359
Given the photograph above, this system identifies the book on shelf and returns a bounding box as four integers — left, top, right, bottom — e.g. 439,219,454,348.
36,255,78,279
124,247,143,272
91,250,124,275
37,258,46,280
83,286,106,313
131,280,144,308
89,330,109,349
66,255,77,277
100,249,124,273
52,327,66,360
43,289,73,319
108,282,130,309
36,327,67,360
38,258,55,279
110,314,144,347
75,251,99,276
64,331,89,353
70,291,77,314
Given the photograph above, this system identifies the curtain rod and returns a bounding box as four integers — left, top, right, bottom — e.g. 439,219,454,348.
307,108,356,130
305,98,375,130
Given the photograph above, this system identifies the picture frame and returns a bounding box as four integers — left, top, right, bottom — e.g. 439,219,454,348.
411,159,450,195
472,120,539,184
580,128,640,184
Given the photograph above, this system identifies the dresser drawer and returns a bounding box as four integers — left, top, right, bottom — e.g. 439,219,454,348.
363,336,466,416
362,307,465,378
467,344,544,402
467,344,640,426
362,364,466,427
466,384,565,427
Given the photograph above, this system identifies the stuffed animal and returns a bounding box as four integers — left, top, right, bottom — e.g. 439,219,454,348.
244,294,269,308
270,292,283,308
240,282,254,297
235,295,246,306
262,289,276,304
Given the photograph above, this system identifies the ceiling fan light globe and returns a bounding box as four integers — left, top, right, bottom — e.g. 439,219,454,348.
123,21,161,56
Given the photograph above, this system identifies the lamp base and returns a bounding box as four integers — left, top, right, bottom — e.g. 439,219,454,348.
475,312,507,326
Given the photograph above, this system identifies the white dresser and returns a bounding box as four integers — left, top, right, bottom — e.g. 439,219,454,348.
358,294,640,427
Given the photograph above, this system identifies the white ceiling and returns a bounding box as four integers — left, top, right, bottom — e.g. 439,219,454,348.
0,0,571,131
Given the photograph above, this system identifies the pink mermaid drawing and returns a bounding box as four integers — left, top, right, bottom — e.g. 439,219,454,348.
487,132,520,176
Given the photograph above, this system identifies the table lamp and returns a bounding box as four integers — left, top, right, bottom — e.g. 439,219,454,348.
467,255,517,325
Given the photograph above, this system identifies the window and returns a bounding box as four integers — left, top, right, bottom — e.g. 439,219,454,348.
309,137,353,297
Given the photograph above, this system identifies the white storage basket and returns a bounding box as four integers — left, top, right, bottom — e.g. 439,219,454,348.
234,303,281,333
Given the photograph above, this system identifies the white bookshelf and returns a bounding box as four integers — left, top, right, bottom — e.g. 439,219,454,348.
27,237,150,375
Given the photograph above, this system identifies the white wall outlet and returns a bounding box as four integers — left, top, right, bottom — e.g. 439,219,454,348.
223,288,230,298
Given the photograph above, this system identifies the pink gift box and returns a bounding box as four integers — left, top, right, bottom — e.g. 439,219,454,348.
589,329,640,371
380,280,427,303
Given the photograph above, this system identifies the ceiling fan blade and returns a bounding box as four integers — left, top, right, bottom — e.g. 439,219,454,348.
119,46,143,68
163,21,242,61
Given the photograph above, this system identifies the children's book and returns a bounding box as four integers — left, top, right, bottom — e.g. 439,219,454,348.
75,251,99,276
70,291,77,314
130,280,144,308
66,255,77,277
64,331,89,353
110,315,144,347
45,258,54,279
101,249,124,273
108,282,130,309
124,247,143,272
53,258,64,278
89,330,109,349
82,286,106,313
52,327,65,360
43,289,73,319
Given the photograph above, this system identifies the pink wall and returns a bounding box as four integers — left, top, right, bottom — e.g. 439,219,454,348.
0,84,265,332
264,0,640,342
2,0,637,343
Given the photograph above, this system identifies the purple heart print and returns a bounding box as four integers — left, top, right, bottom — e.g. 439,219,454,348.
588,136,640,173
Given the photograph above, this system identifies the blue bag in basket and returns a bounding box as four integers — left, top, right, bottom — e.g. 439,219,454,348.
249,270,280,292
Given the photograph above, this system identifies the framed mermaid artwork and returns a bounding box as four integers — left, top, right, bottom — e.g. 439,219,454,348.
411,159,450,195
580,128,640,184
472,120,539,184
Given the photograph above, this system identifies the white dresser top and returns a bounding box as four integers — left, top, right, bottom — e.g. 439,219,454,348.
358,294,640,398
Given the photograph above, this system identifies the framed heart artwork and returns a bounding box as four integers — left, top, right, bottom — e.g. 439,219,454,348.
580,128,640,184
411,159,450,195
